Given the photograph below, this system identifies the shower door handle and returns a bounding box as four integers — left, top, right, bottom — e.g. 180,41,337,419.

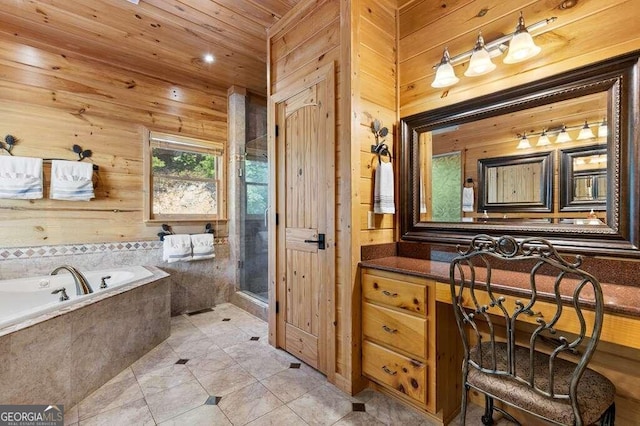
304,233,325,250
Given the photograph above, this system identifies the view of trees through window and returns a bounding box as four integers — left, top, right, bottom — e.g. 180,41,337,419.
152,146,219,215
245,158,268,216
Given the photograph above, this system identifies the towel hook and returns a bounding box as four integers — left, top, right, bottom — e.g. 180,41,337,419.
0,135,17,156
370,120,392,164
158,224,174,241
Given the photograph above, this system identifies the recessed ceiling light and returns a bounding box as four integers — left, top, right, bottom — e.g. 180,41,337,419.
203,54,214,64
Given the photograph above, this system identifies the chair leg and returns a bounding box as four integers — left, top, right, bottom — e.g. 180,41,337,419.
459,384,469,426
481,395,494,426
600,402,615,426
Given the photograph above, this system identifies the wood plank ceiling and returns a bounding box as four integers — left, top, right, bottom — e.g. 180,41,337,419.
0,0,303,94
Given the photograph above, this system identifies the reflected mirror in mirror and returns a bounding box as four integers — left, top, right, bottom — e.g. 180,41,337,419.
419,91,608,224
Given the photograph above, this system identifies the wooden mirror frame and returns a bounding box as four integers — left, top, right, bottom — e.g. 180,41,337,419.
399,52,640,258
560,145,608,212
478,151,553,213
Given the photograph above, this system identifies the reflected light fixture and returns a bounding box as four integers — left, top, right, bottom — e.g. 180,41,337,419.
577,120,595,140
598,119,608,138
503,12,542,64
536,129,551,146
556,125,572,143
516,132,531,149
431,48,459,88
464,32,496,77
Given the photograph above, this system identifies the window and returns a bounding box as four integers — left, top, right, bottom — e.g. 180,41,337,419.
144,131,225,221
245,157,268,216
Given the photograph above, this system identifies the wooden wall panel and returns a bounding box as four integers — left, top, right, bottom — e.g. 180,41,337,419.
399,0,640,117
0,39,228,247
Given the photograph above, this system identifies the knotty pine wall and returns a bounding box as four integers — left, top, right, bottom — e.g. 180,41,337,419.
0,38,228,247
268,0,398,393
398,1,640,423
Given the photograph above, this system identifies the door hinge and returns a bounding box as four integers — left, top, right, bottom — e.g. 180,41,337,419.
238,260,243,269
275,125,279,137
275,213,279,226
275,301,279,314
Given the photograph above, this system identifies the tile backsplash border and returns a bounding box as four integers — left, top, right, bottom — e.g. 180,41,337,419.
0,238,228,261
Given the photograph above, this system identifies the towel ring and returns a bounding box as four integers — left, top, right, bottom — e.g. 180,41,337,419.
374,143,392,164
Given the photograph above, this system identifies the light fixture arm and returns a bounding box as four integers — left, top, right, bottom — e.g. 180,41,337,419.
432,17,557,69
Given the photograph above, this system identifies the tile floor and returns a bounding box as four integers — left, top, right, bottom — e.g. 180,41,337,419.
64,303,511,426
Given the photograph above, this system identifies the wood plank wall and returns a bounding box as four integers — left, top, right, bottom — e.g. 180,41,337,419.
0,38,228,247
398,1,640,423
269,0,398,393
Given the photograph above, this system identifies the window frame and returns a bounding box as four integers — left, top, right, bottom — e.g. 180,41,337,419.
143,130,226,223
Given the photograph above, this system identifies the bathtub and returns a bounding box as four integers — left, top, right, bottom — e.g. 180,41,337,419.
0,265,170,408
0,265,154,332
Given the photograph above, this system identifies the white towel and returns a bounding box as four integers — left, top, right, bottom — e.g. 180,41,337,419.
374,162,395,214
50,160,95,201
163,234,192,263
0,156,43,199
462,187,475,212
190,233,215,260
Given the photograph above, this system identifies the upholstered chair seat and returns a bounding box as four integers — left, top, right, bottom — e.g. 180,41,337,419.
468,342,615,425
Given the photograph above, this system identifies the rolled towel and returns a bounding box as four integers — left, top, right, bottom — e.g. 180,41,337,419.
374,161,395,214
0,156,43,199
462,187,475,212
163,234,192,263
191,233,215,260
50,160,95,201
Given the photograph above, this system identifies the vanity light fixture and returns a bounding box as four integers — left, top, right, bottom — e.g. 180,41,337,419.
516,133,532,149
556,125,572,143
598,119,608,138
577,120,596,140
431,13,556,88
503,12,542,64
431,48,459,88
464,32,496,77
536,129,551,147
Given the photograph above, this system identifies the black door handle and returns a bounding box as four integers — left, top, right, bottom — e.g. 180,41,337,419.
304,233,325,250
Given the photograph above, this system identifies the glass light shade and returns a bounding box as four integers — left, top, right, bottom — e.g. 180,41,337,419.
536,131,551,146
556,127,572,143
504,13,541,64
598,120,608,138
431,49,459,88
464,33,496,77
504,31,541,64
577,121,595,140
516,134,531,149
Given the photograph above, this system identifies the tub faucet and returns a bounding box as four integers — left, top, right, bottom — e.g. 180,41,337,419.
50,265,93,295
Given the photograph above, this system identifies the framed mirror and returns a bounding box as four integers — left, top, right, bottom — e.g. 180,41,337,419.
478,152,553,213
560,145,608,212
400,52,640,257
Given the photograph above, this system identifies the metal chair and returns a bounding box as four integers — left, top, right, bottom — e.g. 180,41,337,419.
449,235,616,426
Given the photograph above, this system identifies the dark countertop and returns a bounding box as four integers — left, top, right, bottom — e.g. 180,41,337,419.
360,256,640,318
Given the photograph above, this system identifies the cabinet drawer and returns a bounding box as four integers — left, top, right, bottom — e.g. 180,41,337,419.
362,340,427,405
362,273,426,315
362,302,426,359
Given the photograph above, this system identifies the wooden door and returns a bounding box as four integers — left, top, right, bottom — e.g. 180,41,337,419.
272,63,335,375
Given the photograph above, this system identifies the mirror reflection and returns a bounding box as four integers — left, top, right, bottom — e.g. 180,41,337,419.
419,91,608,225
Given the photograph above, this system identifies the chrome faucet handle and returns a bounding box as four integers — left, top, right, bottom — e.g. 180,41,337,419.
51,287,69,302
100,275,111,289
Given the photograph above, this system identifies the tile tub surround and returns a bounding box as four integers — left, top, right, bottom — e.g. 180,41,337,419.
0,240,234,315
64,303,501,426
0,274,171,409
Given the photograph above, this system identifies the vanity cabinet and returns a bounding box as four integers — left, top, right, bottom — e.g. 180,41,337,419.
361,268,462,424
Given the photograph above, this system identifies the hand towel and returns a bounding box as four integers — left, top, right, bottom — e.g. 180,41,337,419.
374,161,395,214
163,234,192,263
50,160,95,201
190,233,215,260
0,156,43,199
462,187,475,212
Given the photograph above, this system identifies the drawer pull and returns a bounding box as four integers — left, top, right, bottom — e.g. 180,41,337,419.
382,365,397,376
382,325,398,334
382,290,398,297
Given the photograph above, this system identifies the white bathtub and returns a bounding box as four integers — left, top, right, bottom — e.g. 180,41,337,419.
0,265,154,331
